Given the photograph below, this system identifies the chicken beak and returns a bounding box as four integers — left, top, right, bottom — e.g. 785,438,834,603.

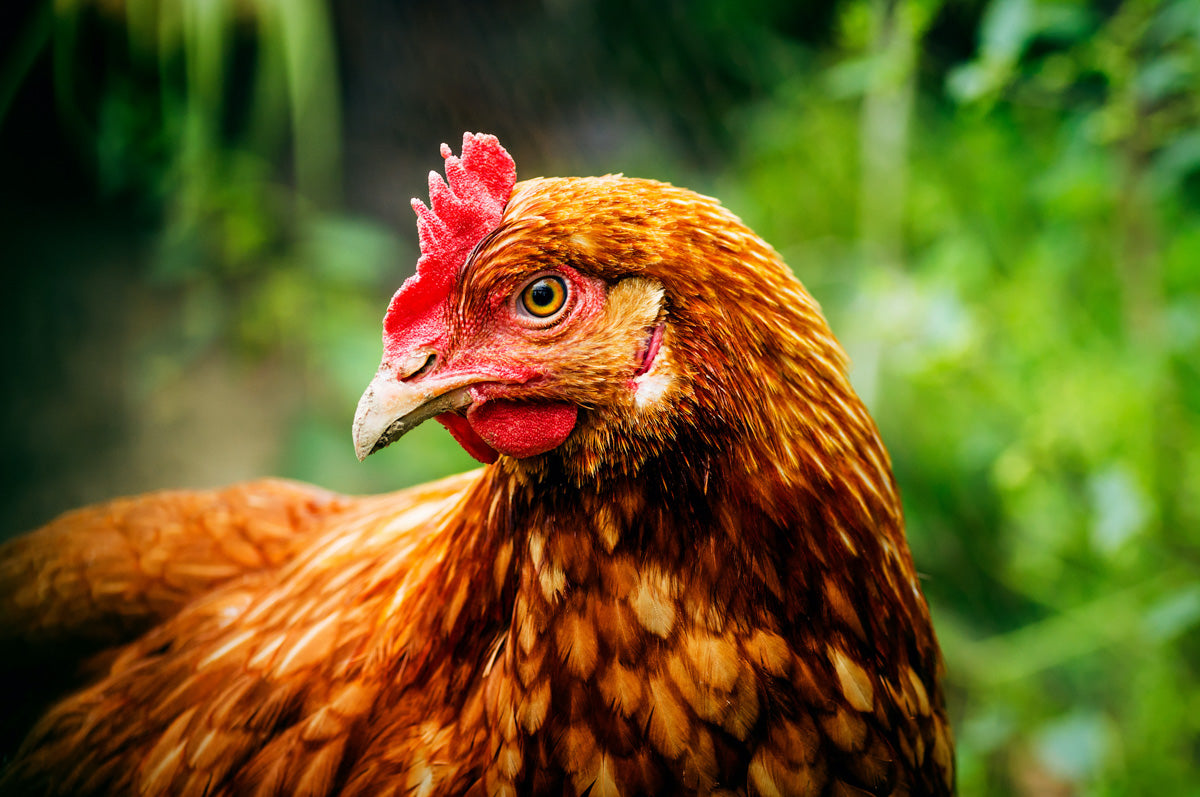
352,364,472,461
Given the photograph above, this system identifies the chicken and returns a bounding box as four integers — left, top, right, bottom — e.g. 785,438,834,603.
0,133,954,796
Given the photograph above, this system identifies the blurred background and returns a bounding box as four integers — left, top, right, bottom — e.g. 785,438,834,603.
1,0,1198,792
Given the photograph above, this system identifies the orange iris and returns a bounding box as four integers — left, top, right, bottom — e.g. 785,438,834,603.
520,276,567,318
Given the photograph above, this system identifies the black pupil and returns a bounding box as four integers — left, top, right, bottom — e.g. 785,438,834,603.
530,281,556,307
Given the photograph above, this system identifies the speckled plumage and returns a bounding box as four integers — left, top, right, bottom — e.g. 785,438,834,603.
0,154,953,795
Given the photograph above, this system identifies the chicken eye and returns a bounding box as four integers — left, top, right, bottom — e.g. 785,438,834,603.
519,276,568,319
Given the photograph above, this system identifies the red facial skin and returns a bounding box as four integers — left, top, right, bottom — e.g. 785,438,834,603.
391,264,606,464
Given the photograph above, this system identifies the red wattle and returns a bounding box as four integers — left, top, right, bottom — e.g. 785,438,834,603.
467,401,578,459
437,413,499,464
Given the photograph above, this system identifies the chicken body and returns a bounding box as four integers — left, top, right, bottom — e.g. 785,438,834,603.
0,138,954,795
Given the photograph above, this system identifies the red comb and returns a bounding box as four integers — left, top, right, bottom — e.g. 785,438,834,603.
382,133,516,356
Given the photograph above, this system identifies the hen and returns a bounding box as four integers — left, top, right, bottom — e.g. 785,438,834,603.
0,133,954,796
